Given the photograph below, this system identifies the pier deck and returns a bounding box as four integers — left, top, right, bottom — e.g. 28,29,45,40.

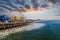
0,22,27,29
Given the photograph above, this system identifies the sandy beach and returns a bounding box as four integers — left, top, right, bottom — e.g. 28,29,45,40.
0,23,45,38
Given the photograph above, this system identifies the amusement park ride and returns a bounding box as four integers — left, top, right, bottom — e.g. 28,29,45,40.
0,14,27,29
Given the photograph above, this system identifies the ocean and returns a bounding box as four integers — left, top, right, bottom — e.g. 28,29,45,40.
20,20,60,40
0,20,60,40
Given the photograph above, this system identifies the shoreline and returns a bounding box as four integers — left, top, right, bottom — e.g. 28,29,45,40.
0,23,45,39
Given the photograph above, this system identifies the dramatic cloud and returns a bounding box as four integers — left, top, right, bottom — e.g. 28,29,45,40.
0,0,60,14
46,0,56,4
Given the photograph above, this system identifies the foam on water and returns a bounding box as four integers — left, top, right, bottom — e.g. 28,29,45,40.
0,20,60,40
0,23,46,38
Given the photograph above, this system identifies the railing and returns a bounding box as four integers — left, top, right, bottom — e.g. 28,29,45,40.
0,22,27,29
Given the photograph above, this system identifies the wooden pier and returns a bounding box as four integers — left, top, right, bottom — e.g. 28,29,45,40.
0,22,27,29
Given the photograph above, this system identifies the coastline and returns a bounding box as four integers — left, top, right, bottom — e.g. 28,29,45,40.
0,23,45,39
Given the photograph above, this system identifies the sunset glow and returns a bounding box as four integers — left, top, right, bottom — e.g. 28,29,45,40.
0,0,60,20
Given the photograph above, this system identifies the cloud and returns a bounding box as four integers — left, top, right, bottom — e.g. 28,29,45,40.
0,0,60,14
46,0,56,4
41,4,49,8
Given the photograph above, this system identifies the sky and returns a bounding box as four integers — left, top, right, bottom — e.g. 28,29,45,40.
0,0,60,20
